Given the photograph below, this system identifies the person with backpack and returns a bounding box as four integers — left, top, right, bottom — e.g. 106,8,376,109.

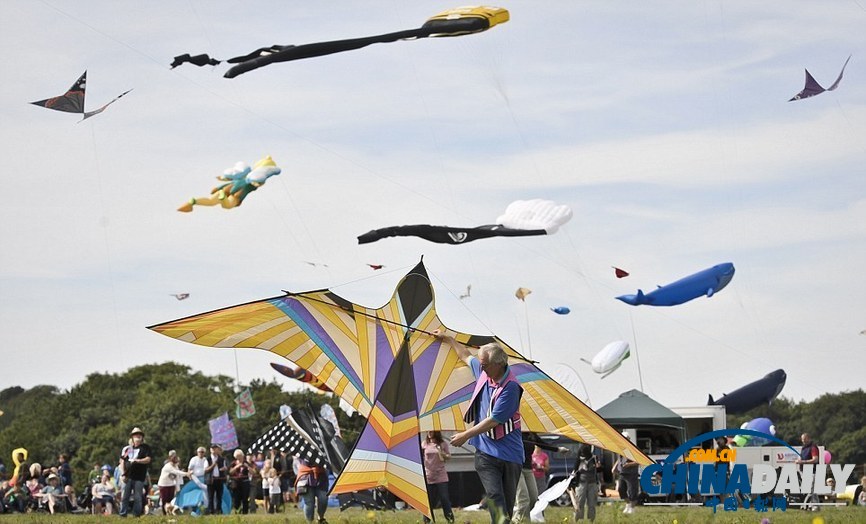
569,445,601,521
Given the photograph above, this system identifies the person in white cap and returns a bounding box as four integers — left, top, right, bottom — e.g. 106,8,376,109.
40,473,64,514
120,427,152,517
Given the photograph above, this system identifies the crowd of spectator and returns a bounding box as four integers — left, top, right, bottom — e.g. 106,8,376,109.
0,427,329,521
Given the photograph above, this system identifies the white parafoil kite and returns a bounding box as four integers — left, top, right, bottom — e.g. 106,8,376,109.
496,198,573,233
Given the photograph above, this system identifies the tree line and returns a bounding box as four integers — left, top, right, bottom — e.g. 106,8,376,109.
0,362,364,491
1,362,863,492
727,388,866,468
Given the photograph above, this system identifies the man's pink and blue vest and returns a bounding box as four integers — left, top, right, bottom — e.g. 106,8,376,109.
463,366,523,440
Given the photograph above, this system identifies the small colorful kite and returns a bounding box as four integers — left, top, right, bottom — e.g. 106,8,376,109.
613,267,629,279
235,388,256,419
171,6,509,78
789,55,852,101
515,287,532,301
550,306,570,315
271,362,332,393
359,199,572,245
367,264,384,270
178,156,281,212
31,71,132,122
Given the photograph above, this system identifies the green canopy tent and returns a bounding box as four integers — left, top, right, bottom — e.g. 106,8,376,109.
597,389,686,456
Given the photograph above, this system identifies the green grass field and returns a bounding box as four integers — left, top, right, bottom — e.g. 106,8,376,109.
3,504,863,524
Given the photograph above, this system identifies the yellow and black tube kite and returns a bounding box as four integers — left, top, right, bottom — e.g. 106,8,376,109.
171,6,509,78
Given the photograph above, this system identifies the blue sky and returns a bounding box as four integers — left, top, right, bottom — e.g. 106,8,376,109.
1,1,864,410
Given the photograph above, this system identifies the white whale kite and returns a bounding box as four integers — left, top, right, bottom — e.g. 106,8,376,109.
580,340,630,379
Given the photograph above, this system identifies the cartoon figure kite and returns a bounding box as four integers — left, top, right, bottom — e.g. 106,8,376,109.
149,260,650,519
171,6,509,78
789,55,852,101
178,156,281,212
31,71,132,121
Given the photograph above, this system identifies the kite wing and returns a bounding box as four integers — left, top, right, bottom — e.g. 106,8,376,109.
789,55,852,101
81,89,133,121
149,260,650,519
248,415,330,469
826,54,852,91
293,403,350,473
789,69,826,101
31,71,87,114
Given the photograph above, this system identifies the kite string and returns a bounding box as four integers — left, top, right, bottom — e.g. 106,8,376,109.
523,300,532,360
325,262,417,290
628,310,645,393
233,349,241,396
88,123,122,355
428,269,498,336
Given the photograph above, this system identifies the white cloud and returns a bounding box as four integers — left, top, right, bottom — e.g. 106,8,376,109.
1,0,864,408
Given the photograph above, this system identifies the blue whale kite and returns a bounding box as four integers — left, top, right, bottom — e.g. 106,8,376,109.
708,369,787,414
615,263,735,306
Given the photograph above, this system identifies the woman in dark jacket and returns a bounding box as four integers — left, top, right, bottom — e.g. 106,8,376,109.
228,449,252,514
